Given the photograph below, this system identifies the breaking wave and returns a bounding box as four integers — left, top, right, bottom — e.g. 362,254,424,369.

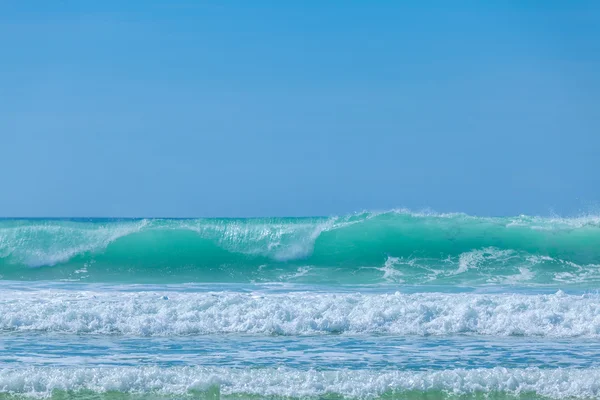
2,287,600,337
1,211,599,285
0,366,599,399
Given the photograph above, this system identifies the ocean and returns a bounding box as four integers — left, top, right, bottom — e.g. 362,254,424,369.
1,210,599,399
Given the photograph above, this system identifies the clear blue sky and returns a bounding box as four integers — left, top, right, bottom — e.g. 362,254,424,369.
1,1,598,217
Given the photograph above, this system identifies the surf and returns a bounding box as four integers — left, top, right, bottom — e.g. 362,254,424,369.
2,285,599,337
1,211,599,285
1,366,599,399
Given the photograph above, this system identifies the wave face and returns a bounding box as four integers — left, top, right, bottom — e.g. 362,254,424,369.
1,211,600,285
2,287,599,337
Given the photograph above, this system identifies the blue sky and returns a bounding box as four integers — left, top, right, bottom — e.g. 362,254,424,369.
1,1,598,217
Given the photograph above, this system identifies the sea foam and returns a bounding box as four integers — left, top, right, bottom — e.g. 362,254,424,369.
2,288,599,337
0,366,599,399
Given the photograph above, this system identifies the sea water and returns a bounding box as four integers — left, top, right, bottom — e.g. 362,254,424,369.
1,211,600,399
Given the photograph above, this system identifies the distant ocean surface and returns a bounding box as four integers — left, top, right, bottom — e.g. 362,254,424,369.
1,210,600,399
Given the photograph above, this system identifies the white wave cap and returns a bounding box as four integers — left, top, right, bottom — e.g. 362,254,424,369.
0,220,148,267
1,366,599,399
2,288,600,337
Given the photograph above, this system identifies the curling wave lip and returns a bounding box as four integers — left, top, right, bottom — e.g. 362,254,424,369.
1,211,599,285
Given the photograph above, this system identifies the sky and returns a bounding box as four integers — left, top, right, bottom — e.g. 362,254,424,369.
0,1,599,217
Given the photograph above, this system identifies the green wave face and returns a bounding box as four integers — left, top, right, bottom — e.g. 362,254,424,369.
1,211,599,285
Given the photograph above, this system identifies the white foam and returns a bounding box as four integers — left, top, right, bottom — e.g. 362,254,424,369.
457,247,518,275
183,217,338,261
279,266,312,281
0,366,599,398
504,213,600,229
377,256,405,283
2,288,600,337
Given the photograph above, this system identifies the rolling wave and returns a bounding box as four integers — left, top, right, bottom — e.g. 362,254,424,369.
1,211,599,284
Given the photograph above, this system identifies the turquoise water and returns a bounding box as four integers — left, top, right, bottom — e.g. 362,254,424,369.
1,211,600,399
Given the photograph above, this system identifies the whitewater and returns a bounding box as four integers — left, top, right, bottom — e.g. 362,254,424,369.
1,211,600,399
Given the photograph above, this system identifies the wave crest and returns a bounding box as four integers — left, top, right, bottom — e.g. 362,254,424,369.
1,211,599,284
